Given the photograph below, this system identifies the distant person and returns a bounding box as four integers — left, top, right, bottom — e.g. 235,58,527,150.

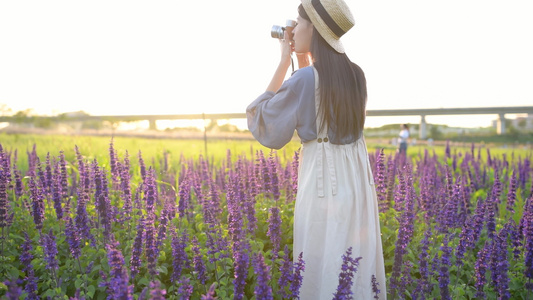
246,0,386,298
398,124,409,154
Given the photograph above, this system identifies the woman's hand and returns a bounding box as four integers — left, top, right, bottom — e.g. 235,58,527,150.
266,30,294,93
279,30,294,68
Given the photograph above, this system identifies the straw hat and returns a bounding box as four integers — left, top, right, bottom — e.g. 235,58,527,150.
301,0,354,53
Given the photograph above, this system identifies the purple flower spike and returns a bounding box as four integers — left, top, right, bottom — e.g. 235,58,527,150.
438,237,452,300
4,279,23,300
277,245,293,299
149,280,167,300
177,276,194,299
42,229,59,272
171,229,189,283
252,252,273,300
291,252,305,299
201,283,217,300
20,233,39,300
371,275,380,299
332,247,362,300
267,207,282,259
130,217,145,280
104,240,133,300
65,217,81,260
192,236,207,285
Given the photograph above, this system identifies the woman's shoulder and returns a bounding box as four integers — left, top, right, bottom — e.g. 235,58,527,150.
287,66,315,89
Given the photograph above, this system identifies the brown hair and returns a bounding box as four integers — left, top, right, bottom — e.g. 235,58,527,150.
310,27,367,141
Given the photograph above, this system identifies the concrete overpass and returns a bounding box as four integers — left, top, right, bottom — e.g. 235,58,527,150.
1,106,532,139
365,106,533,139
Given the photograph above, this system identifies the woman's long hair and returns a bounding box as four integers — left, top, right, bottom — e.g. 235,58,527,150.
310,28,367,141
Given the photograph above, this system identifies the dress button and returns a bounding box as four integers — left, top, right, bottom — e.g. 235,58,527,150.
324,137,329,143
317,138,322,143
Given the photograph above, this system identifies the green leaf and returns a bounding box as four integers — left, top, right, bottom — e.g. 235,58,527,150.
87,284,96,298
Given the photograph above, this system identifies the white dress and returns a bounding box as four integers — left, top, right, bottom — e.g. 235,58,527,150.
293,68,387,299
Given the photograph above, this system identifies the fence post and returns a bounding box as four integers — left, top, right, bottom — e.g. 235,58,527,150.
203,113,208,157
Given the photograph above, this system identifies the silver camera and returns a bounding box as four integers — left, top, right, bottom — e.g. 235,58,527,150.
271,20,297,40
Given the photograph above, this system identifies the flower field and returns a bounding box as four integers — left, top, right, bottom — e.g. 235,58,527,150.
0,136,532,299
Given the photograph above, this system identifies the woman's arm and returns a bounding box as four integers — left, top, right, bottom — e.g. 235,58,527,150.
266,31,293,93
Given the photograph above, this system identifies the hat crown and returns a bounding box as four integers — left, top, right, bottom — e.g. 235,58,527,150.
302,0,355,53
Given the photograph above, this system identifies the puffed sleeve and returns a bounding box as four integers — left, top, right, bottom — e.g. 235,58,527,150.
246,79,300,150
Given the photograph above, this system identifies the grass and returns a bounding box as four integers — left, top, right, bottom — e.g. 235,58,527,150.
1,133,530,171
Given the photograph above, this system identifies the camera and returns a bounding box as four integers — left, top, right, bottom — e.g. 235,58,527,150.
271,20,297,40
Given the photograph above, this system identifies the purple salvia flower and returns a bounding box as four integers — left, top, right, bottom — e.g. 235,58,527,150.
42,228,59,272
248,156,259,198
28,178,44,231
268,151,280,201
233,239,250,300
65,217,81,260
70,289,86,300
392,163,407,212
149,280,167,300
267,206,282,259
226,175,244,245
252,252,273,300
492,228,511,299
506,172,517,215
258,150,271,195
51,165,63,220
523,195,533,289
94,165,113,238
138,150,147,183
75,188,95,245
155,210,169,258
390,165,415,298
13,167,24,199
371,275,380,300
177,276,194,300
244,189,257,235
208,176,222,219
474,241,491,298
130,216,144,280
278,245,293,299
144,167,157,218
120,151,133,217
35,156,46,197
4,279,23,300
506,219,522,259
145,215,158,277
201,283,217,300
178,173,191,219
438,236,452,300
20,233,39,300
170,229,189,283
0,166,9,228
291,252,305,299
25,144,37,177
486,173,502,239
59,150,69,200
45,152,53,193
104,240,133,300
415,231,432,299
400,260,413,295
109,138,120,187
375,148,388,212
284,150,299,203
332,247,362,300
191,236,207,285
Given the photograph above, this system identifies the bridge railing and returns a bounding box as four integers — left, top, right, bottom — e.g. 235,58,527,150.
1,106,532,139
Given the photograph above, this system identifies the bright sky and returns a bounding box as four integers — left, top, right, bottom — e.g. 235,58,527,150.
1,0,532,128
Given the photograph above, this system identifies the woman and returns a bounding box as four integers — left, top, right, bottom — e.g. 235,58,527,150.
246,0,386,298
398,124,410,154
